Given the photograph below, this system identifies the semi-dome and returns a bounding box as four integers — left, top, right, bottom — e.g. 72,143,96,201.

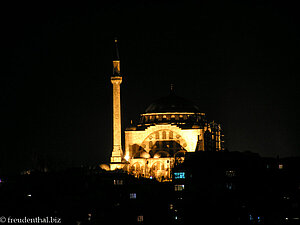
145,92,200,113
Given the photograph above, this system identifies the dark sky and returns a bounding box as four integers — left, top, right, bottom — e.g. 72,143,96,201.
1,1,299,174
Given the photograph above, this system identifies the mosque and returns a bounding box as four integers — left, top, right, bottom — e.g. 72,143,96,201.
109,39,224,181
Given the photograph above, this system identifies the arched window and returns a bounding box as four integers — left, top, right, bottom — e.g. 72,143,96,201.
155,132,159,139
149,141,153,149
162,131,166,139
169,131,173,139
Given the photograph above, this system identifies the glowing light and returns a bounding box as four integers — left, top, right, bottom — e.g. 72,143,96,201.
88,213,92,221
140,152,150,158
153,154,160,158
174,172,185,179
137,215,143,222
113,179,124,185
100,164,110,171
27,194,32,197
124,155,130,161
174,184,184,191
130,193,137,199
225,170,236,177
249,214,253,221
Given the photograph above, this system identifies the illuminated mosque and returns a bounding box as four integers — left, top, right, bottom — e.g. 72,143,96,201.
109,40,224,181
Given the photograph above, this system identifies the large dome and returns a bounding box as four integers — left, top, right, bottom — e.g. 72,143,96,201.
145,92,200,113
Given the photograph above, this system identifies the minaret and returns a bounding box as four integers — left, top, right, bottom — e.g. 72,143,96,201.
110,38,124,170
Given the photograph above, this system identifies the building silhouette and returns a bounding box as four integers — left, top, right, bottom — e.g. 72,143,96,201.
109,40,224,181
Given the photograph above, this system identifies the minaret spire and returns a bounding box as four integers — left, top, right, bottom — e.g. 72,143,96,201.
112,38,121,76
110,38,124,170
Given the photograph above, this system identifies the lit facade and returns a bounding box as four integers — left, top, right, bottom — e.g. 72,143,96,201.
109,40,224,180
123,96,224,181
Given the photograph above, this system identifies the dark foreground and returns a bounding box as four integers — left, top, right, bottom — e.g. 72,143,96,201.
1,151,300,225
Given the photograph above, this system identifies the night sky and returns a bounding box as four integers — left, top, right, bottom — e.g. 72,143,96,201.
2,1,299,174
